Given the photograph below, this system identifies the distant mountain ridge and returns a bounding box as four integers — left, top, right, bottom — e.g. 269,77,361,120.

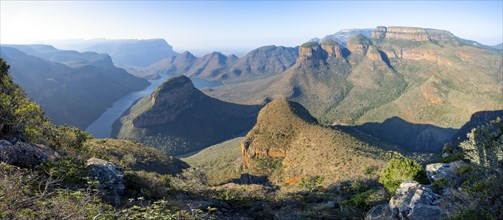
41,39,178,68
134,45,298,82
310,28,373,45
0,45,149,129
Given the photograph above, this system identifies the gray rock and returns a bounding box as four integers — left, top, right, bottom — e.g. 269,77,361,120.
366,181,446,220
0,139,59,168
314,200,338,211
86,157,124,206
365,204,393,220
426,161,468,184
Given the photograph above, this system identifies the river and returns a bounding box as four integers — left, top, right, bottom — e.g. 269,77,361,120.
85,74,223,138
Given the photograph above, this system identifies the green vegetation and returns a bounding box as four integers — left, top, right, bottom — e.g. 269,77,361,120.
460,118,502,169
298,175,324,192
0,59,50,144
301,41,319,48
379,156,428,193
182,137,243,185
320,39,340,46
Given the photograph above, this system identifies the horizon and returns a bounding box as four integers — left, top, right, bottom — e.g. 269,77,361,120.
1,1,502,54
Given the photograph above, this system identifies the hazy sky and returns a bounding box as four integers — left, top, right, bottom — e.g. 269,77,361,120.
1,1,502,53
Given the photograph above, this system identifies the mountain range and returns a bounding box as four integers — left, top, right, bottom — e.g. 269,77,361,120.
134,45,299,83
204,26,502,130
0,45,149,129
40,38,178,68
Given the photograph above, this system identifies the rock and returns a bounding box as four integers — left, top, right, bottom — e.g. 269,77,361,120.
426,161,468,184
365,204,393,220
314,200,339,211
86,157,125,206
370,26,455,43
298,43,324,67
0,139,59,168
389,181,445,220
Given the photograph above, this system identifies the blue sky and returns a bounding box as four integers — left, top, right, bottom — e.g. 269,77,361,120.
1,1,502,54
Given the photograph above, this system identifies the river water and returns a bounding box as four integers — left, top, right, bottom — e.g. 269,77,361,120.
85,74,222,138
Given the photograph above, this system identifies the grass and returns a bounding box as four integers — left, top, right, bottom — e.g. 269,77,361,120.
301,41,319,48
182,137,244,185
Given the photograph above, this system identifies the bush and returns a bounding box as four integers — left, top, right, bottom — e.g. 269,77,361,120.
460,118,502,170
124,171,170,200
379,157,427,194
298,175,324,192
38,157,87,185
0,58,51,144
169,168,209,192
49,125,92,154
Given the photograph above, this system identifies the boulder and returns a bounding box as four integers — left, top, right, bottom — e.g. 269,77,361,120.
86,157,125,206
366,181,446,220
365,204,393,220
390,181,445,219
426,161,468,184
0,139,59,168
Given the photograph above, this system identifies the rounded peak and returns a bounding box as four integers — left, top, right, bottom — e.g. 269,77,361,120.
348,34,371,45
301,41,320,48
320,39,341,46
156,75,194,94
259,100,317,124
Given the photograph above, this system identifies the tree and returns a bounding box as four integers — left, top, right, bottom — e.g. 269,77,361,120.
379,156,426,194
0,58,50,143
460,118,503,170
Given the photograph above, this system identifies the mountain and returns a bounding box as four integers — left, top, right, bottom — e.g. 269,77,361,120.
204,26,503,132
136,45,298,82
493,43,503,50
0,45,149,129
451,110,503,143
347,117,457,153
241,100,389,185
310,28,373,45
43,39,178,68
112,75,261,155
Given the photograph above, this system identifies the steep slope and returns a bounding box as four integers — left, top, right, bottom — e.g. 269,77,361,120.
0,46,149,129
205,26,503,130
241,100,389,186
113,76,261,155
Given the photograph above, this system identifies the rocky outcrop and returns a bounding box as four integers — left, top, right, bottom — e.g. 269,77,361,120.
366,181,446,220
298,43,325,67
426,161,468,184
0,139,59,168
86,157,125,206
371,26,455,43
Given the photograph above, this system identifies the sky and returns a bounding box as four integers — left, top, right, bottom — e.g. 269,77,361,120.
1,1,502,54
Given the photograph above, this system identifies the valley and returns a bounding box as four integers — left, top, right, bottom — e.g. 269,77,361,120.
0,1,502,217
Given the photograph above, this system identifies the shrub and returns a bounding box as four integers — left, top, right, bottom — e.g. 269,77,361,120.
298,175,324,192
169,168,209,192
49,125,92,154
460,118,503,170
38,157,87,185
0,58,51,144
124,171,170,200
379,157,426,194
342,189,380,208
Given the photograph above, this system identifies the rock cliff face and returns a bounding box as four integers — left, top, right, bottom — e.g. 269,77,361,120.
371,26,455,43
241,100,388,185
114,75,261,155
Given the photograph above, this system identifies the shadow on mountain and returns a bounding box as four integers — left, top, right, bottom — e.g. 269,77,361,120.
337,117,457,153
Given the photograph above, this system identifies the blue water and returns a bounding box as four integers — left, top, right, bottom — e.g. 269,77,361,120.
85,74,222,138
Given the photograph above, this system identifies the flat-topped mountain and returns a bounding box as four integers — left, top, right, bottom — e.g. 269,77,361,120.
113,75,261,155
0,45,149,129
205,26,502,135
241,100,389,185
311,28,373,45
